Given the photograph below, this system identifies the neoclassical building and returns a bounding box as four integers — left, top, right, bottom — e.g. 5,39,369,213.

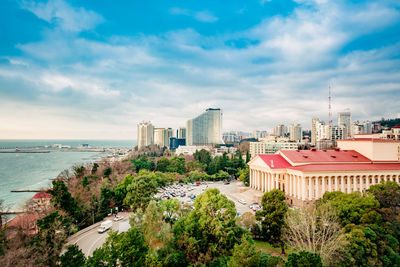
248,138,400,207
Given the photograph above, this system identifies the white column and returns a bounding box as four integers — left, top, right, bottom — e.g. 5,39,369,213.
301,176,306,201
261,172,264,192
308,177,312,200
328,176,332,192
315,177,319,199
367,175,370,189
341,176,345,193
322,176,326,197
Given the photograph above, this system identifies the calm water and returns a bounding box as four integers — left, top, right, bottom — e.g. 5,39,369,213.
0,140,135,210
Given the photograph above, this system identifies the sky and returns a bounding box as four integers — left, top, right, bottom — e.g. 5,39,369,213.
0,0,399,140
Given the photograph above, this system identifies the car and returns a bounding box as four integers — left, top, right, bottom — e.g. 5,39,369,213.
190,195,196,200
180,193,186,197
238,199,247,205
98,220,113,233
113,215,123,222
249,203,259,209
224,182,230,185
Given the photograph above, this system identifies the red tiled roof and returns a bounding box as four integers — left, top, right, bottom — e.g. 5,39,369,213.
288,163,400,172
258,154,292,169
279,150,371,164
32,191,53,199
393,125,400,129
338,138,400,143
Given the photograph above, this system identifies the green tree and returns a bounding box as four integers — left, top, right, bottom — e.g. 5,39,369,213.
91,162,99,174
113,174,134,207
368,181,400,221
30,211,70,266
81,175,90,188
103,167,112,178
173,188,243,265
238,165,250,186
256,189,288,254
156,157,170,172
59,244,86,267
194,149,212,166
259,252,285,267
285,250,323,267
73,165,85,178
99,187,114,216
319,191,380,225
159,198,181,224
86,228,148,267
227,234,260,267
124,172,158,211
167,156,185,174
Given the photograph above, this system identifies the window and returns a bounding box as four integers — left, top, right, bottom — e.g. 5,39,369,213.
369,178,372,183
351,179,354,184
375,178,378,183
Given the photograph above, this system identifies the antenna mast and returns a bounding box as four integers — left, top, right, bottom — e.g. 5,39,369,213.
328,85,332,127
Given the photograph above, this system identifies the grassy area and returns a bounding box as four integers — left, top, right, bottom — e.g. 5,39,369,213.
254,240,293,259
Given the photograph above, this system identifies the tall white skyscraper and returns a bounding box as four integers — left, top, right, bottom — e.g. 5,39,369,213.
289,124,302,142
186,108,223,146
274,124,287,137
178,127,186,139
338,109,351,138
311,118,320,146
137,121,154,149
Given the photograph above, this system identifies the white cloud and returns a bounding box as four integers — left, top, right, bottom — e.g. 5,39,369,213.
194,11,218,23
169,7,218,23
20,0,103,32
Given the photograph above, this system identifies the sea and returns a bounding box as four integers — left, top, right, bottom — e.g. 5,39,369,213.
0,140,135,212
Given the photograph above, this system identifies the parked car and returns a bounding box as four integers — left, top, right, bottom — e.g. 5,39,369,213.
238,199,247,205
190,194,196,200
98,220,113,233
180,193,186,197
113,215,123,222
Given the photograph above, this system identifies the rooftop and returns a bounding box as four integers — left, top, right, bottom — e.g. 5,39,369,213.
258,154,292,169
279,149,371,164
288,163,400,172
338,138,400,143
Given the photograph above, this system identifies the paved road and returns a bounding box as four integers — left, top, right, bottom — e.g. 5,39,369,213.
66,213,131,257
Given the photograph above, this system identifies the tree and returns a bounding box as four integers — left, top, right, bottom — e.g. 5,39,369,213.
237,212,257,230
285,250,323,267
227,234,260,267
113,174,134,207
159,198,181,224
238,165,250,186
256,189,288,254
156,157,170,172
283,203,345,265
103,167,112,178
167,156,185,174
59,244,86,267
91,162,99,174
259,252,285,267
142,201,164,248
86,228,148,267
173,188,243,264
319,191,380,225
99,187,114,216
124,172,158,211
368,181,400,221
30,211,70,266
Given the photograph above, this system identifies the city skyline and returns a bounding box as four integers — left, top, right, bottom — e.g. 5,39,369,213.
0,0,400,139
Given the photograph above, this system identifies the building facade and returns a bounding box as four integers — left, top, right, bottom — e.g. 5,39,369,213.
274,124,287,137
154,128,174,148
137,121,154,149
249,140,301,158
338,110,351,138
186,108,223,146
289,124,302,142
248,139,400,207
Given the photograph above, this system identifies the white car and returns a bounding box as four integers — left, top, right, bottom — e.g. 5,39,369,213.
238,199,247,205
113,215,123,222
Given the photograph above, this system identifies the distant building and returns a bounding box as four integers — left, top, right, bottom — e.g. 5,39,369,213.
223,131,239,143
186,108,223,146
154,128,174,148
331,125,346,141
175,145,210,156
137,121,154,149
338,109,351,138
289,124,302,142
274,124,287,137
249,138,301,158
170,137,186,150
252,130,268,139
178,127,186,139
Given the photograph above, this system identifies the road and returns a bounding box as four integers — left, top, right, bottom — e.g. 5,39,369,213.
65,212,131,257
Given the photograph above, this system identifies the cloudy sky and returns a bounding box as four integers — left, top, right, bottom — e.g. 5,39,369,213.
0,0,399,140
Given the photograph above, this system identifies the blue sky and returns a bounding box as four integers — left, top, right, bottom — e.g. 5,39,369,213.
0,0,399,139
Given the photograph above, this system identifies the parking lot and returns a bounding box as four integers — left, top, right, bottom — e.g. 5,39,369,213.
156,180,265,215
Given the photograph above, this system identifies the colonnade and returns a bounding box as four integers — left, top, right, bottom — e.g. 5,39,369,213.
250,168,400,201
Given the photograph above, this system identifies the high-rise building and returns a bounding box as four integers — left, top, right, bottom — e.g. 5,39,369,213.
274,125,287,137
311,118,320,146
289,124,302,142
137,121,154,149
178,127,186,139
331,125,346,141
186,108,223,146
154,128,174,148
338,109,351,138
